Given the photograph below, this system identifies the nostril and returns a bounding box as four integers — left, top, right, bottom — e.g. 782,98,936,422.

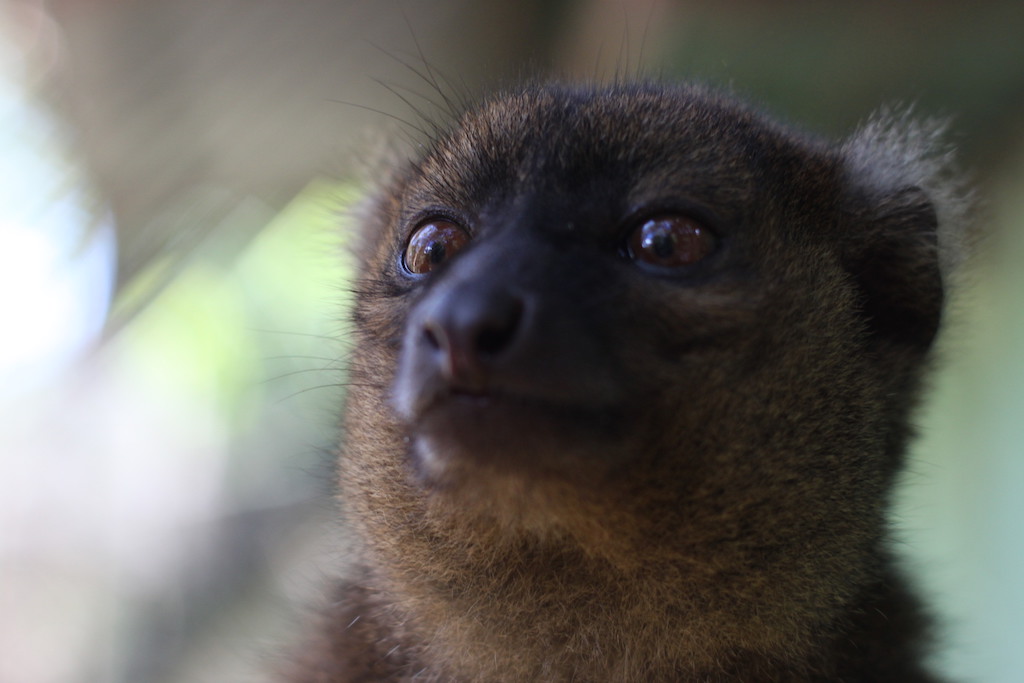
475,299,523,356
423,323,442,351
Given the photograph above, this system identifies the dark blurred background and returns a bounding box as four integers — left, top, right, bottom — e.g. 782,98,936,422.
1,1,1021,681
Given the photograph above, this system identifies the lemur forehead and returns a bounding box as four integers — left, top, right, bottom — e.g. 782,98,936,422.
423,87,751,186
457,85,723,153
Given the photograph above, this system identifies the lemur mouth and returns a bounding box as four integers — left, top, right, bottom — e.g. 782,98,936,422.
416,386,587,434
404,383,626,480
394,349,620,429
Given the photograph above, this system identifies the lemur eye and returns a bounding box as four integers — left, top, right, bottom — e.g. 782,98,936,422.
628,215,714,268
403,219,471,274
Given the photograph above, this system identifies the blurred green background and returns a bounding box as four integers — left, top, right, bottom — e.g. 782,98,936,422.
1,1,1021,681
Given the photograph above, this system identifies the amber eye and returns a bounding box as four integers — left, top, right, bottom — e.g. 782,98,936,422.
628,215,715,268
403,219,471,274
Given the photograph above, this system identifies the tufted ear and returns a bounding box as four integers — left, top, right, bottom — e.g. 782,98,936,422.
845,186,944,352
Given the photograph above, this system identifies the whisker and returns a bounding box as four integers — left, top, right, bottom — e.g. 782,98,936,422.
326,97,431,139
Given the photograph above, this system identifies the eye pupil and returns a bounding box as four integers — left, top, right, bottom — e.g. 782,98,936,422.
427,242,446,264
629,215,714,268
646,232,676,259
403,219,470,274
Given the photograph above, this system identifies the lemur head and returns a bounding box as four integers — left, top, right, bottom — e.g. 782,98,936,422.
344,82,967,567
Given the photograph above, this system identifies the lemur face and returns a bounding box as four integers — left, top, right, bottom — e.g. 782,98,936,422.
351,85,939,522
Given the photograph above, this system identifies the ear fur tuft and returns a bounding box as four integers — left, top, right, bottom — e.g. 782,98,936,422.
842,108,974,280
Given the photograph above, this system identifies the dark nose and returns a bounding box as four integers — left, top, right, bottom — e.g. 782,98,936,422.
420,285,525,392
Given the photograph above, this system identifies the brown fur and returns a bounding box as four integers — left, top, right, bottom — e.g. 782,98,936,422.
284,83,969,682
